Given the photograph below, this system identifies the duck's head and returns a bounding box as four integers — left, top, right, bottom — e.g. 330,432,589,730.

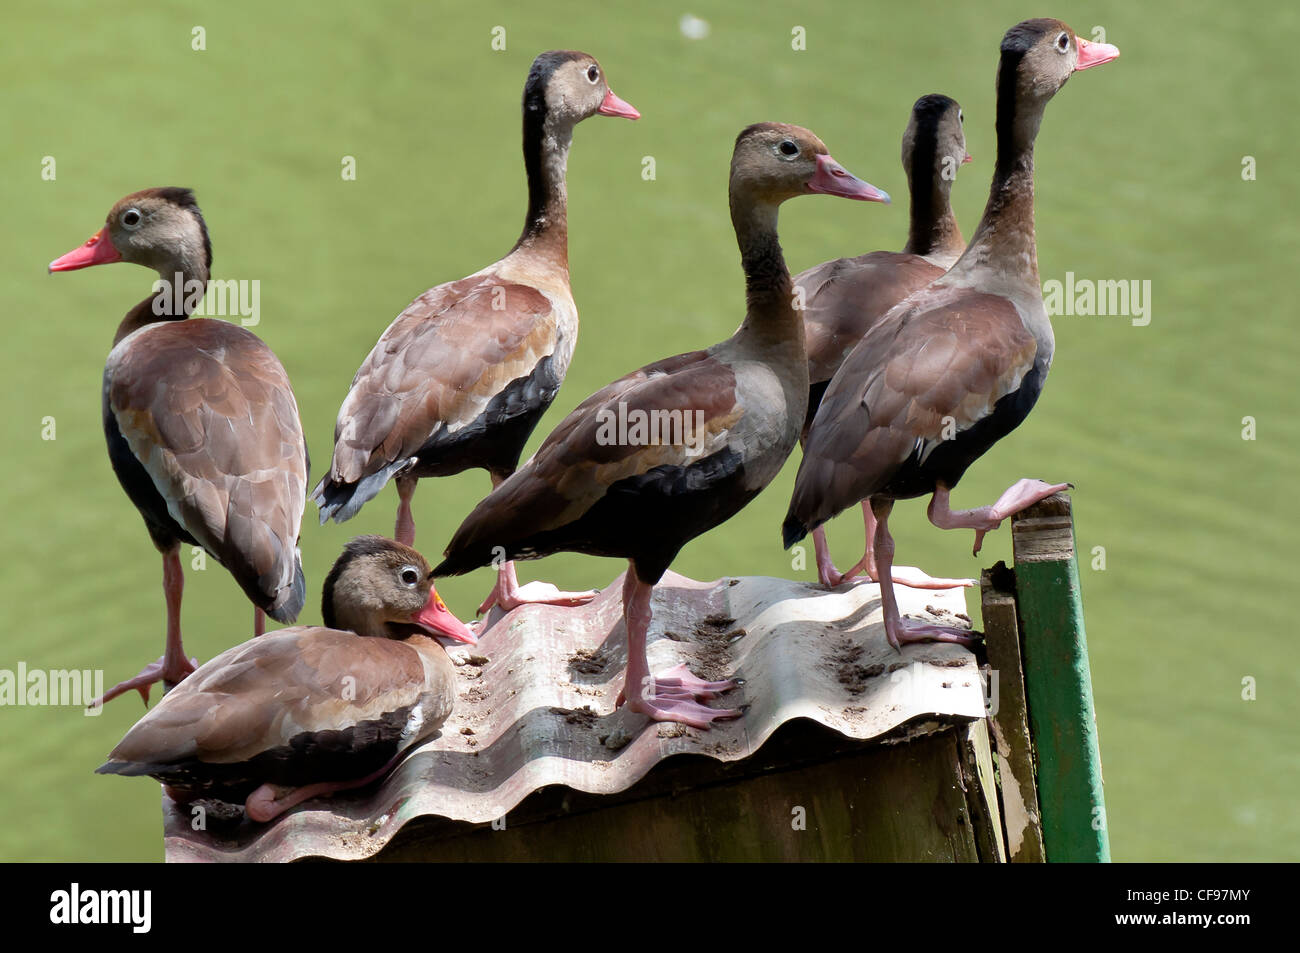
998,18,1119,109
729,122,890,208
49,187,212,279
321,536,476,647
524,49,639,129
902,94,971,183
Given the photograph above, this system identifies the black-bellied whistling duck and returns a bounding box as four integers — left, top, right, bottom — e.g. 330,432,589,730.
49,188,309,705
435,123,889,728
311,50,639,617
797,94,975,589
97,537,474,822
784,20,1119,649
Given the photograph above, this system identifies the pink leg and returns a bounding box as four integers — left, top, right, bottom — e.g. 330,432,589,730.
615,568,741,729
475,472,595,615
872,500,977,651
254,606,266,637
857,502,975,589
813,525,852,587
817,503,973,590
477,559,599,616
928,479,1071,555
91,548,198,707
244,752,405,823
394,475,417,547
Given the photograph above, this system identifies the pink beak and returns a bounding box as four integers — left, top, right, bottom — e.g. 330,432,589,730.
807,154,890,203
962,153,974,165
413,587,477,645
597,88,640,120
1075,37,1120,71
49,226,122,273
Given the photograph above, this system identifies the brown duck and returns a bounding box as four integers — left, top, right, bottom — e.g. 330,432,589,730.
436,123,889,728
785,20,1119,649
312,50,639,617
97,537,475,823
49,188,308,705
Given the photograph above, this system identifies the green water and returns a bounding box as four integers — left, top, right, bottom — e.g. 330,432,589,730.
2,1,1295,861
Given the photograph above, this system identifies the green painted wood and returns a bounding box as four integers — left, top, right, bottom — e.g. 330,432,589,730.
1011,494,1109,862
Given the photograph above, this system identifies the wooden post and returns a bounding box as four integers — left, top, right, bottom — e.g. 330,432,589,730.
980,564,1046,862
1010,493,1109,862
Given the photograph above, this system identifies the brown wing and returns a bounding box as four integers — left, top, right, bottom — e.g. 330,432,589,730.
788,289,1037,531
437,349,743,573
107,319,307,618
325,273,559,487
105,628,454,767
796,251,945,386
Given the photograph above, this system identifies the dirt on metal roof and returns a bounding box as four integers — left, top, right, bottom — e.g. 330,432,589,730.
162,571,983,862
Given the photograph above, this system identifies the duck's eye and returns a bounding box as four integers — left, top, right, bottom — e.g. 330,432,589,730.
1057,33,1070,52
958,110,964,124
586,65,599,83
120,209,142,230
778,140,799,157
399,566,420,587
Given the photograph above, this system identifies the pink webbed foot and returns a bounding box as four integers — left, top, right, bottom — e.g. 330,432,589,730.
90,653,198,708
845,553,975,591
616,664,742,729
884,565,976,590
885,618,979,651
817,508,972,590
243,754,404,822
623,693,743,730
245,781,346,823
929,480,1072,555
477,564,597,616
650,662,738,699
970,479,1071,554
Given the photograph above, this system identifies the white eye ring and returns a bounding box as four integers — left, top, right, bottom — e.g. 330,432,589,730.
586,64,599,83
399,566,420,587
121,208,143,230
777,139,799,158
957,109,964,124
1057,33,1070,52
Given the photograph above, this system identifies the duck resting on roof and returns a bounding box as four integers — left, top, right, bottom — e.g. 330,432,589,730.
96,537,475,823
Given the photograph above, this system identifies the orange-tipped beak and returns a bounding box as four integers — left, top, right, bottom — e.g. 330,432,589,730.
597,88,640,120
414,587,477,645
961,153,974,165
49,226,121,273
1075,37,1120,71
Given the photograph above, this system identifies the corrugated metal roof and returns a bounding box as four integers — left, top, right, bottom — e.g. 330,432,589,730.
162,571,981,862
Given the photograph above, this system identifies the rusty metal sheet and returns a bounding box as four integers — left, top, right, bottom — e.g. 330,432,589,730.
163,572,982,862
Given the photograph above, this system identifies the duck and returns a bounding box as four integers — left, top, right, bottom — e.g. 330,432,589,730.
783,19,1119,649
796,94,975,589
49,188,309,705
96,536,475,823
434,123,889,728
311,50,639,618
